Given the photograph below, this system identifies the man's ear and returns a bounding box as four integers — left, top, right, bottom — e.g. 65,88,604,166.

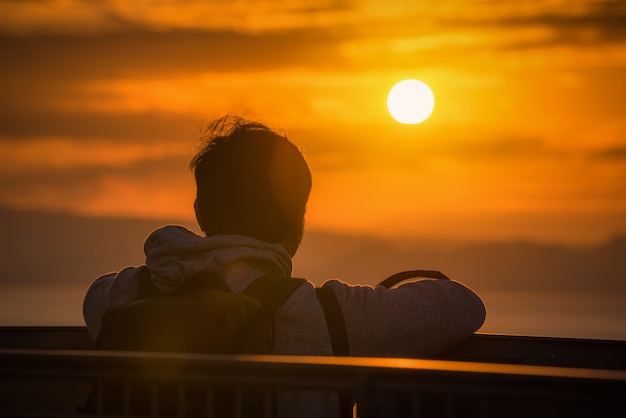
281,217,305,257
194,198,206,233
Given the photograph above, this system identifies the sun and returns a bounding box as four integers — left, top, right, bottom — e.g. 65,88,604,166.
387,79,435,124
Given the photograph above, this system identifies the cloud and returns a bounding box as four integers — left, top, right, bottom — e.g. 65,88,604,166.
590,145,626,161
3,0,625,60
0,151,194,219
0,0,361,35
0,109,202,142
0,134,195,218
2,2,624,90
518,1,626,41
462,1,626,49
449,136,553,160
0,68,413,137
0,137,191,174
0,28,350,80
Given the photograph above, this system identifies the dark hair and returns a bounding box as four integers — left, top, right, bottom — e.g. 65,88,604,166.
190,115,312,254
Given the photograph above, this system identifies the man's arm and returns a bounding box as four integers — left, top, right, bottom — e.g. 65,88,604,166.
322,278,486,358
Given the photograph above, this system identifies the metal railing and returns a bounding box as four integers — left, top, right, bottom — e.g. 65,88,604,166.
1,347,625,417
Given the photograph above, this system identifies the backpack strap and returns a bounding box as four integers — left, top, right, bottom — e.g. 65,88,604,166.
243,275,307,312
315,286,352,418
378,269,450,289
315,270,449,418
315,286,349,357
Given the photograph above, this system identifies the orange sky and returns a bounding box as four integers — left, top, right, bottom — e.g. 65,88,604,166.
0,0,625,244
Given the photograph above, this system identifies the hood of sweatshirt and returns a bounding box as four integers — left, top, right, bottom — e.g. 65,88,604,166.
145,225,293,293
83,225,293,338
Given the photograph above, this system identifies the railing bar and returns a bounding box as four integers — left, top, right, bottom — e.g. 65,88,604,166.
205,385,214,418
95,377,103,416
263,386,272,418
355,371,377,418
235,387,243,418
385,393,396,418
123,380,131,417
411,392,421,418
178,382,186,418
444,392,454,418
4,348,626,381
150,381,158,418
478,396,490,418
514,397,523,418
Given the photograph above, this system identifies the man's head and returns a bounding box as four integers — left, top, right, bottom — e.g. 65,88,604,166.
190,115,312,255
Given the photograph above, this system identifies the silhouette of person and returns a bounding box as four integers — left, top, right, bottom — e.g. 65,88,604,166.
83,115,486,418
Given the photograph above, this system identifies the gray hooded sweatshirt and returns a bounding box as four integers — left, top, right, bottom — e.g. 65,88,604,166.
83,225,486,418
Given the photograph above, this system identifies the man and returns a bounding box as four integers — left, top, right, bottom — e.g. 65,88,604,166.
83,115,486,417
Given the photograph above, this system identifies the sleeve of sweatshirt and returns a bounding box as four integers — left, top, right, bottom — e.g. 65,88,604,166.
82,266,145,340
322,278,486,358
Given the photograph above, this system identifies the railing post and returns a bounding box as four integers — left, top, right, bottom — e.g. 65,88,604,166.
354,369,376,418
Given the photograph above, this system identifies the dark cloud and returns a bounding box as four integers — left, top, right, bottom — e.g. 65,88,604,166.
0,109,202,142
493,1,626,48
0,27,350,80
1,2,623,87
456,136,550,159
0,167,103,203
590,145,626,161
293,127,559,172
438,1,626,51
0,154,191,207
0,151,188,180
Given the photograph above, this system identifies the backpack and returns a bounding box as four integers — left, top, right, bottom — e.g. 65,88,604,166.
83,269,306,417
97,269,306,354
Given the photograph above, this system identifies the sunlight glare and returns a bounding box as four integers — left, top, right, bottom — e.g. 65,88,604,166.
387,79,435,124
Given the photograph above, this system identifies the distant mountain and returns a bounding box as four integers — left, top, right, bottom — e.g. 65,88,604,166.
0,207,188,286
297,233,626,292
1,207,624,293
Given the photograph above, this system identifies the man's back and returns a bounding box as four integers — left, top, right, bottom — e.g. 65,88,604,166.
84,226,485,418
